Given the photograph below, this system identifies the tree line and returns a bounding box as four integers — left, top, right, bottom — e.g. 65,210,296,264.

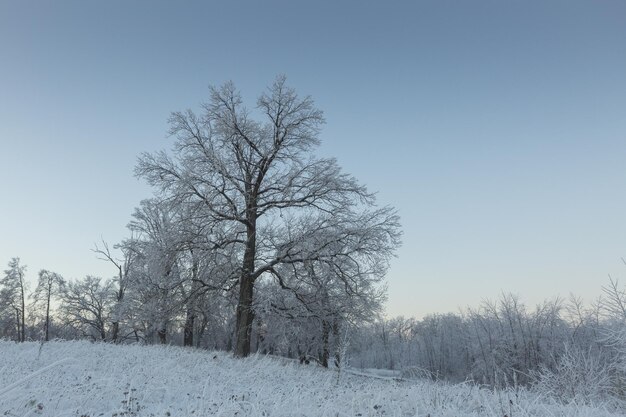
351,287,626,406
3,252,626,407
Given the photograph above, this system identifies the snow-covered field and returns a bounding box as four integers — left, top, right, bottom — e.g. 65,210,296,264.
0,341,620,417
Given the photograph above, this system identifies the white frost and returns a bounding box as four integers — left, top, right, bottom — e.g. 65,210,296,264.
0,341,620,417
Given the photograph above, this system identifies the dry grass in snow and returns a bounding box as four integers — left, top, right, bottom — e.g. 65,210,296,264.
0,340,621,417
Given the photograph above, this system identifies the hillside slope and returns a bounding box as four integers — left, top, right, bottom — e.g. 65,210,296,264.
0,341,620,417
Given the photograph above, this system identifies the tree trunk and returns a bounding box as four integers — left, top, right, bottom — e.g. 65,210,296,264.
183,256,199,347
14,308,20,342
157,324,167,344
333,319,341,368
234,275,254,356
111,286,124,343
234,218,256,357
183,308,195,347
111,322,120,344
196,314,208,348
321,320,330,368
20,283,25,342
45,290,51,342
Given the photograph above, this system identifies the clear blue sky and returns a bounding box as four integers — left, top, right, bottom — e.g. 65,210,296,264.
1,1,625,317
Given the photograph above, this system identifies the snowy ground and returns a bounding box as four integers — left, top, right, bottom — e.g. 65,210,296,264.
0,341,620,417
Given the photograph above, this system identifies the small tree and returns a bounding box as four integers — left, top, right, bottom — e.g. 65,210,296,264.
32,269,65,341
59,276,114,341
0,258,28,342
93,239,136,343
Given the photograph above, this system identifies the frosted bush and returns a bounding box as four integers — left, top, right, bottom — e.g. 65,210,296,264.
532,344,619,408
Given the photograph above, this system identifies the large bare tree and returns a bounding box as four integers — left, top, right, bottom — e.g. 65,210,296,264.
137,76,400,356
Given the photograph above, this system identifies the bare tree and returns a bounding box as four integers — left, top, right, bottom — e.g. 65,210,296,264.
59,276,114,341
261,208,397,366
137,76,401,357
166,201,240,347
124,199,188,344
602,277,626,321
32,269,65,341
1,258,28,342
93,239,136,343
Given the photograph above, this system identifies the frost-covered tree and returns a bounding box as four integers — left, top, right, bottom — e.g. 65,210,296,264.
137,76,401,357
122,199,189,344
32,269,65,341
178,242,239,347
599,279,626,402
93,239,137,343
0,258,28,342
59,276,114,341
162,200,241,347
259,211,396,366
